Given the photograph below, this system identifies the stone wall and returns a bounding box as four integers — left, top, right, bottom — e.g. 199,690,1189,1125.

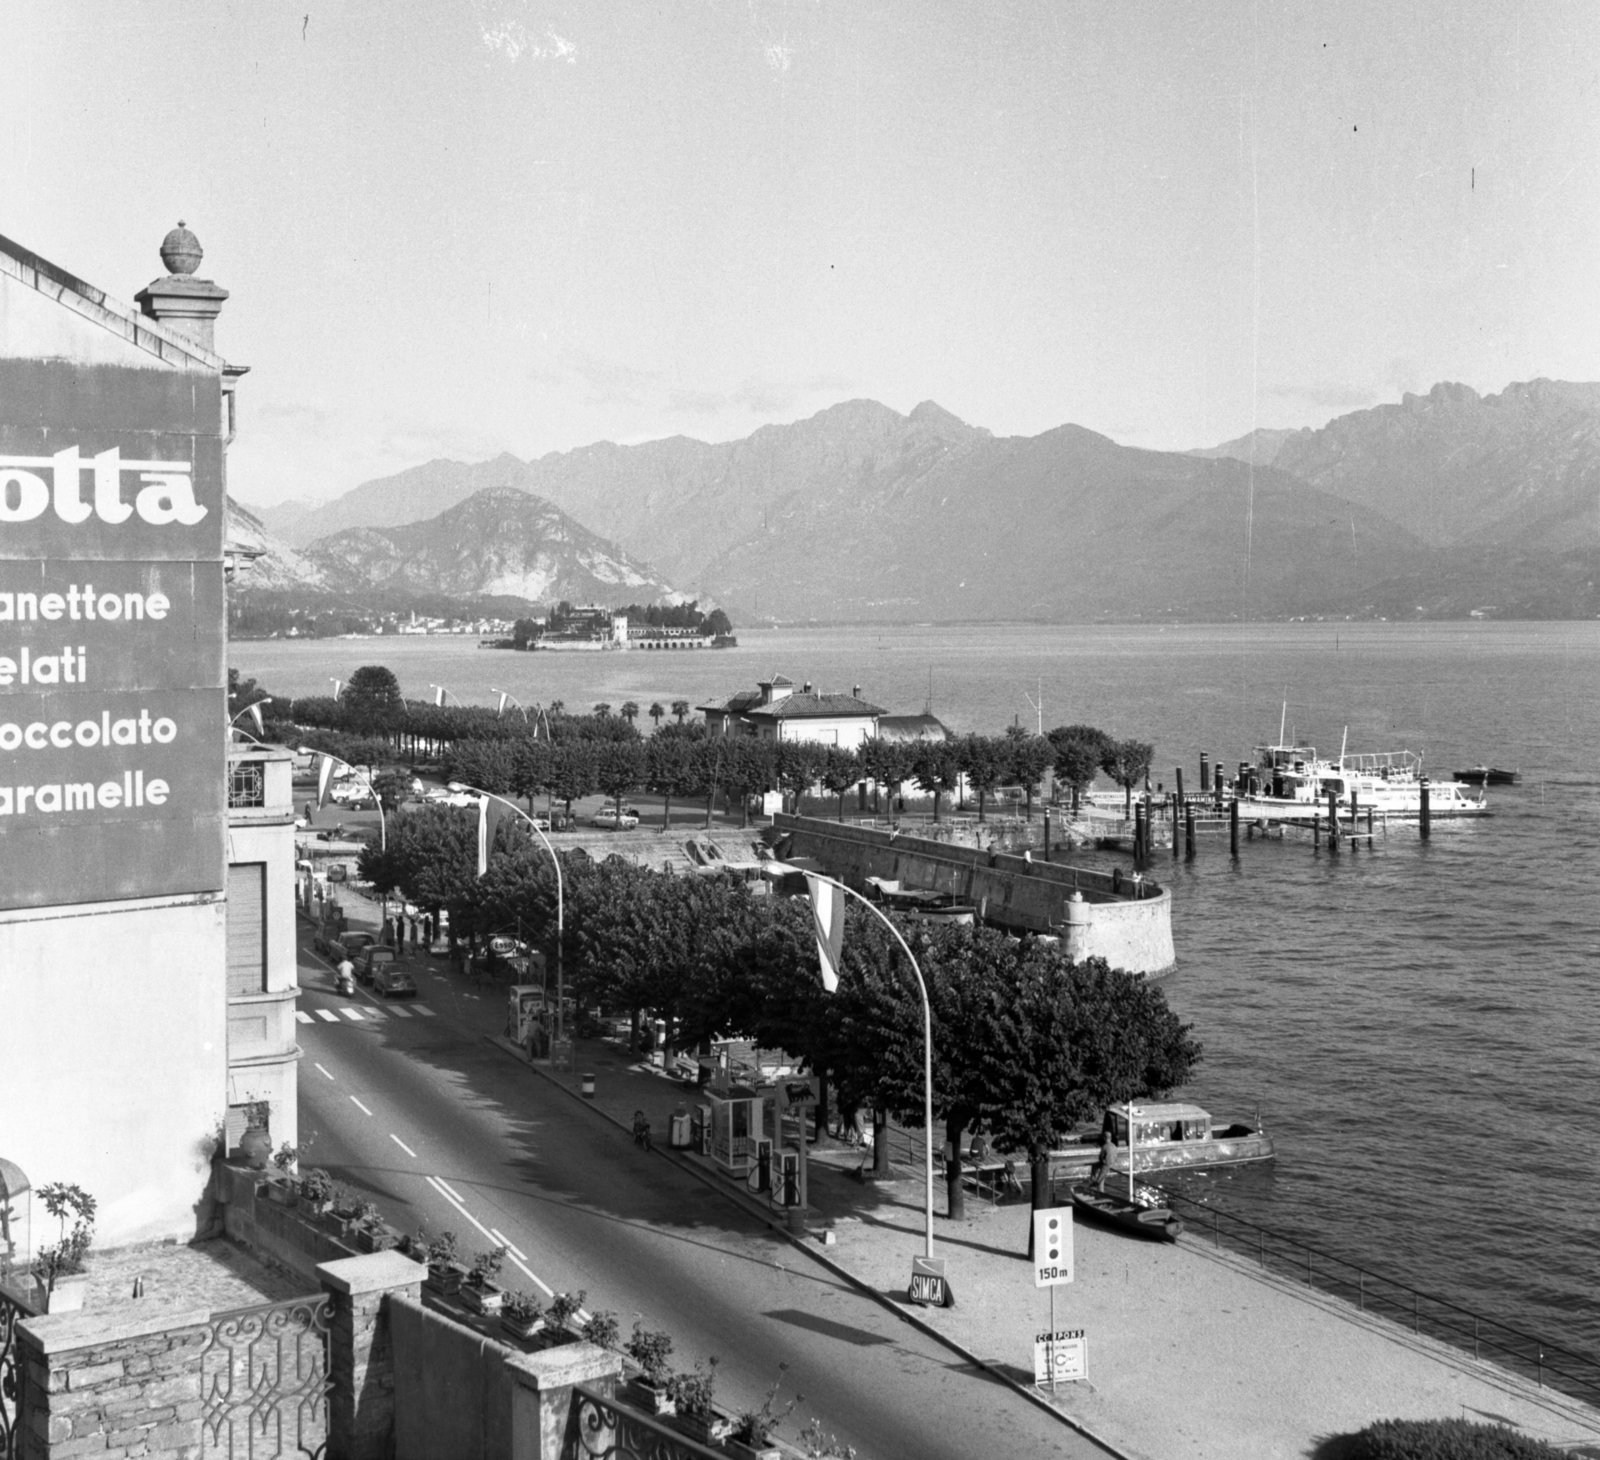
390,1294,517,1460
214,1164,356,1287
16,1305,210,1460
772,813,1176,974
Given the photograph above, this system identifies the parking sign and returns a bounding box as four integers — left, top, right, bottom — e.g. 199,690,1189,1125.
1032,1207,1073,1287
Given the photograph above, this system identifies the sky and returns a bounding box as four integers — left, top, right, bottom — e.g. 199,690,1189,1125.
6,1,1599,507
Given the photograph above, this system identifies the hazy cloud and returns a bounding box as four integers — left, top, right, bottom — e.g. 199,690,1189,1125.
1265,382,1378,411
667,389,728,414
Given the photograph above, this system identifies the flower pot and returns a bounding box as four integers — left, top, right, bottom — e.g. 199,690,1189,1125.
425,1261,465,1296
357,1225,397,1254
500,1312,544,1342
460,1281,503,1315
627,1378,674,1417
726,1441,781,1460
264,1179,298,1208
238,1126,272,1171
674,1413,728,1446
45,1272,89,1314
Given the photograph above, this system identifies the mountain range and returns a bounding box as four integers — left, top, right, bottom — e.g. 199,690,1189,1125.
241,380,1600,622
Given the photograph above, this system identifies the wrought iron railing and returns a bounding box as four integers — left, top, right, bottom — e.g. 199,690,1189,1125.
1155,1188,1600,1407
0,1280,39,1460
199,1293,332,1460
228,760,266,809
570,1384,727,1460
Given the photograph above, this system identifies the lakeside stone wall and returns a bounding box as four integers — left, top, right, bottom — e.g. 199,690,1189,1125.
772,813,1176,975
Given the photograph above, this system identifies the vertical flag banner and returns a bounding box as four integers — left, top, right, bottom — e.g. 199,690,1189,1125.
477,795,513,877
497,692,509,718
805,874,846,992
247,702,265,735
434,686,446,707
316,753,336,810
331,680,342,700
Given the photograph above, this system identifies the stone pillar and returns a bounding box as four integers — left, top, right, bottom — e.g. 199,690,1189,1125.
506,1342,622,1460
133,222,228,352
1063,889,1090,962
318,1250,426,1460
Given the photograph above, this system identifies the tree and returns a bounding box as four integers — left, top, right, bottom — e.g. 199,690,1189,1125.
957,735,1006,822
719,738,775,827
593,702,612,719
372,769,412,811
912,741,961,823
648,701,665,730
1102,738,1155,817
773,741,825,816
444,740,515,796
593,739,645,822
342,666,406,734
984,954,1200,1248
547,742,597,820
703,608,733,637
858,738,916,818
818,747,862,822
1007,737,1055,821
671,699,691,724
620,701,640,727
1048,726,1109,814
645,725,703,830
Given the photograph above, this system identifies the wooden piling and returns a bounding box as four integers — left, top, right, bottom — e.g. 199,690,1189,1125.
1312,812,1320,847
1184,806,1196,861
1420,779,1431,839
1043,808,1052,863
1327,789,1340,850
1230,798,1239,858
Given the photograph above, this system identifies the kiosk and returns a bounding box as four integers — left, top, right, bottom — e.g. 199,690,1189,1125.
703,1084,761,1181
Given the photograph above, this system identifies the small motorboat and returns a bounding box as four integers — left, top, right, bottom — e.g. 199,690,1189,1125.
1452,766,1519,786
1048,1101,1274,1181
1071,1178,1183,1243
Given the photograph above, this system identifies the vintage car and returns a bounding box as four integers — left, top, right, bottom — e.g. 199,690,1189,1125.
591,807,641,830
327,931,376,964
356,946,397,986
372,963,417,999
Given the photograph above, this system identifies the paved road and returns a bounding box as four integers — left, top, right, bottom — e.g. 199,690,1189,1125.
293,928,1104,1460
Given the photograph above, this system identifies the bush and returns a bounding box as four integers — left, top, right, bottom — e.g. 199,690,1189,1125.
626,1323,673,1383
1352,1419,1568,1460
582,1310,620,1349
666,1358,718,1420
548,1288,586,1328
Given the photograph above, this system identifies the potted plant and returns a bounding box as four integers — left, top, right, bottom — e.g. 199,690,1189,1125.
298,1168,334,1214
667,1359,726,1445
264,1143,301,1206
33,1183,96,1314
460,1245,507,1314
582,1310,620,1351
726,1371,797,1460
499,1290,544,1342
421,1230,465,1295
354,1207,398,1253
543,1287,586,1341
625,1323,675,1414
330,1182,361,1226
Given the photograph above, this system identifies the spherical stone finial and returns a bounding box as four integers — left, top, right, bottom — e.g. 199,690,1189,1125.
160,220,203,276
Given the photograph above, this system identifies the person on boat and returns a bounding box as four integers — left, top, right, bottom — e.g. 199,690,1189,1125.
1089,1133,1114,1185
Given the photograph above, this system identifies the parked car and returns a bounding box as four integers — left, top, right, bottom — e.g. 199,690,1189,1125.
372,964,417,999
590,807,640,830
357,946,397,986
313,921,344,955
328,931,376,963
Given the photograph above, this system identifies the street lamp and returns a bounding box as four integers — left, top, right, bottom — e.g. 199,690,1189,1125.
805,873,937,1261
429,683,463,708
464,786,565,1046
229,697,272,728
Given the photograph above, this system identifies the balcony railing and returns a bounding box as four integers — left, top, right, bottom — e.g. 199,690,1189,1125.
228,760,266,809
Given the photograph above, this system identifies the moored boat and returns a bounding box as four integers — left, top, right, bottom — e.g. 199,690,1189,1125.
1070,1179,1183,1242
1235,734,1488,820
1048,1100,1274,1181
1452,766,1519,786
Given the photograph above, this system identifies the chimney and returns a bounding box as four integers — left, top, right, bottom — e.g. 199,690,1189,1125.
853,684,862,699
135,221,228,352
802,681,813,695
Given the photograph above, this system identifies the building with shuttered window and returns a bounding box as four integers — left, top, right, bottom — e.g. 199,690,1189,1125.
224,743,300,1155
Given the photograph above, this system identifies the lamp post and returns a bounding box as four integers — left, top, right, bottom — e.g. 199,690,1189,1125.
463,786,566,1045
229,697,272,727
807,872,937,1260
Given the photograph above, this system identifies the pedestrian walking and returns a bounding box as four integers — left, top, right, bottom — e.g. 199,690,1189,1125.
423,911,434,946
410,919,419,953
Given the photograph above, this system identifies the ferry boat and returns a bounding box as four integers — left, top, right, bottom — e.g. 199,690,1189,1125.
1050,1101,1274,1180
1235,721,1489,820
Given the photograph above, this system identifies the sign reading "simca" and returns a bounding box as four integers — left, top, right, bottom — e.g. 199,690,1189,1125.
0,362,226,910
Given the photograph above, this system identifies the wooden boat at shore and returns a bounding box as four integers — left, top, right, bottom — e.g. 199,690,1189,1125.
1452,766,1519,786
1071,1178,1183,1242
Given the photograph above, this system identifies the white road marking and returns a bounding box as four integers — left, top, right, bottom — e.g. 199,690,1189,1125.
391,1134,418,1158
315,1063,335,1081
316,1009,339,1023
388,1005,413,1019
435,1177,465,1202
340,1008,366,1021
413,1006,437,1017
425,1177,553,1298
295,1010,314,1024
490,1229,527,1262
351,1097,373,1116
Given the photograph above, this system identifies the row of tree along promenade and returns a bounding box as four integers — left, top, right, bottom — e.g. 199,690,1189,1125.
237,664,1158,827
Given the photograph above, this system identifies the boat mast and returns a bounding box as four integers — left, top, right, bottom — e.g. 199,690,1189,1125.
1128,1100,1136,1201
1339,726,1348,771
1278,701,1287,747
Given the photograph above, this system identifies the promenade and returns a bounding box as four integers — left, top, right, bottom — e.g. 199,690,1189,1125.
501,1032,1600,1460
313,882,1600,1459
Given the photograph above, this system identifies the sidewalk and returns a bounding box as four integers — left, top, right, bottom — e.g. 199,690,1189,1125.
495,1031,1600,1460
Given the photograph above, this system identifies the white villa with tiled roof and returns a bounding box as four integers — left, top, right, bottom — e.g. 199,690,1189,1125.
698,674,886,747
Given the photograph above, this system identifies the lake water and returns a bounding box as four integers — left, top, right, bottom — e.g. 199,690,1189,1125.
239,622,1600,1357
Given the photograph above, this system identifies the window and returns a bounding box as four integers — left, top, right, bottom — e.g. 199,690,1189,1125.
227,862,267,996
229,760,265,808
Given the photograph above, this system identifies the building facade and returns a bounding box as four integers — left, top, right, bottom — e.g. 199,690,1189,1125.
698,674,884,747
0,225,267,1247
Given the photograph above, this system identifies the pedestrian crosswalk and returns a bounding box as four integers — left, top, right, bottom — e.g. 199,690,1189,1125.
296,1003,437,1025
